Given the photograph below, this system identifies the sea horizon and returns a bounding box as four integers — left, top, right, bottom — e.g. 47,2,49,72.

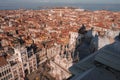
0,3,120,11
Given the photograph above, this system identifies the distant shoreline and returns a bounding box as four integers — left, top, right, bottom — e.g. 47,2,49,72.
0,3,120,11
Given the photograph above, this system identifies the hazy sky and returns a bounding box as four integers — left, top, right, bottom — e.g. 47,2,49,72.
0,0,120,4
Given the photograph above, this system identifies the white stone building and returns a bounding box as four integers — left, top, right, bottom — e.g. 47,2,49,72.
0,56,13,80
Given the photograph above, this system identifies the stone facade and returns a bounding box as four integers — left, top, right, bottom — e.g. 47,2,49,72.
0,62,13,80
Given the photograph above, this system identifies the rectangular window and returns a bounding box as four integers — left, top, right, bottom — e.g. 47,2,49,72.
6,76,8,80
9,69,11,72
9,74,12,78
7,69,9,73
4,70,7,75
0,73,2,77
8,74,12,78
24,64,27,67
3,77,5,80
2,72,4,76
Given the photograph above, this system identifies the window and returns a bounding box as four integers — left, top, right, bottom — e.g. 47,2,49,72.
7,75,10,79
6,76,8,80
0,73,2,77
8,74,12,79
4,70,7,75
8,69,11,72
13,71,17,74
6,70,8,73
3,77,5,80
9,74,12,78
24,64,27,67
2,72,4,76
15,78,18,80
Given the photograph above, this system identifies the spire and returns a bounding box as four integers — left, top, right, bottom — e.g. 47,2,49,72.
78,24,86,34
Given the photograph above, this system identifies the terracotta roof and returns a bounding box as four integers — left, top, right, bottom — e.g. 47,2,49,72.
0,56,8,67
